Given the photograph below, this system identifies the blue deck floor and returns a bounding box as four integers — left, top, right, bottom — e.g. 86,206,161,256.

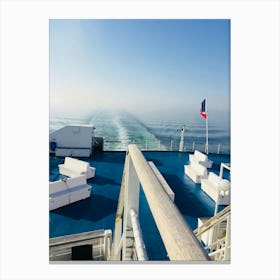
49,151,230,261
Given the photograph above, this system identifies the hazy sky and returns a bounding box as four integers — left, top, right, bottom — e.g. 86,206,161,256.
50,19,230,122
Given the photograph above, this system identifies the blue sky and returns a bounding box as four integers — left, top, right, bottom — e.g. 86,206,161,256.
50,19,230,123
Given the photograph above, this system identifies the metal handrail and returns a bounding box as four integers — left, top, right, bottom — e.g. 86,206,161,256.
129,209,148,261
126,144,209,261
193,205,231,236
103,138,230,155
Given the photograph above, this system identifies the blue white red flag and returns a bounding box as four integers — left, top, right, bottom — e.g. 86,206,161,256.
200,99,207,119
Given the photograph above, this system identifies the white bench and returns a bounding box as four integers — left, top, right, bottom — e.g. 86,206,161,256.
201,172,230,205
58,157,96,179
189,150,213,168
184,161,208,183
49,175,92,211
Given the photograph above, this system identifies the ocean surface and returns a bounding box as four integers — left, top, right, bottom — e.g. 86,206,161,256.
49,110,230,155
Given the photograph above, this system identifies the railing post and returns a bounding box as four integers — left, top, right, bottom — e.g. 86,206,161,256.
179,126,185,152
104,230,112,260
122,154,140,260
224,215,231,261
111,153,128,260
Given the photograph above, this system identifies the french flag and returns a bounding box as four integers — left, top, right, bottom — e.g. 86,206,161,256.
200,99,207,119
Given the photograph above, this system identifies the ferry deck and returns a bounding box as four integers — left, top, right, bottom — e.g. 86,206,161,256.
49,150,230,261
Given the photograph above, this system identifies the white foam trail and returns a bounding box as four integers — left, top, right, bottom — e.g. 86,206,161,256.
113,115,130,150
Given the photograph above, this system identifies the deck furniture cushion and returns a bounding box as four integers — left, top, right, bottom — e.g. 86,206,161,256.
184,161,208,183
189,150,213,168
200,172,230,205
59,157,96,179
49,175,92,211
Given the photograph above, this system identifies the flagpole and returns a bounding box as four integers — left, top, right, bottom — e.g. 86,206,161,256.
205,96,208,154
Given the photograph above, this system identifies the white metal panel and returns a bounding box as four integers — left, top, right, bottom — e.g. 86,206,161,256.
50,125,94,149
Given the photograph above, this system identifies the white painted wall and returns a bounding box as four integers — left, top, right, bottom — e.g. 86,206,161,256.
50,125,94,149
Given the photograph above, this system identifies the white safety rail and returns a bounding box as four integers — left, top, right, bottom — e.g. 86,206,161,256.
111,144,209,261
194,205,231,261
104,138,228,154
219,162,231,178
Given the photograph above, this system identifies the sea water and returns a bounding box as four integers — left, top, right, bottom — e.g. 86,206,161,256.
50,110,230,154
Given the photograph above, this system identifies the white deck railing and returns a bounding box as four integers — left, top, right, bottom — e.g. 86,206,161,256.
111,144,209,261
194,205,231,261
103,138,229,155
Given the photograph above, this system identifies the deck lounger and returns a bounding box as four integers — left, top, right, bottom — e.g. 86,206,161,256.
200,172,230,205
59,157,96,179
49,175,92,211
189,150,213,168
184,161,208,183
